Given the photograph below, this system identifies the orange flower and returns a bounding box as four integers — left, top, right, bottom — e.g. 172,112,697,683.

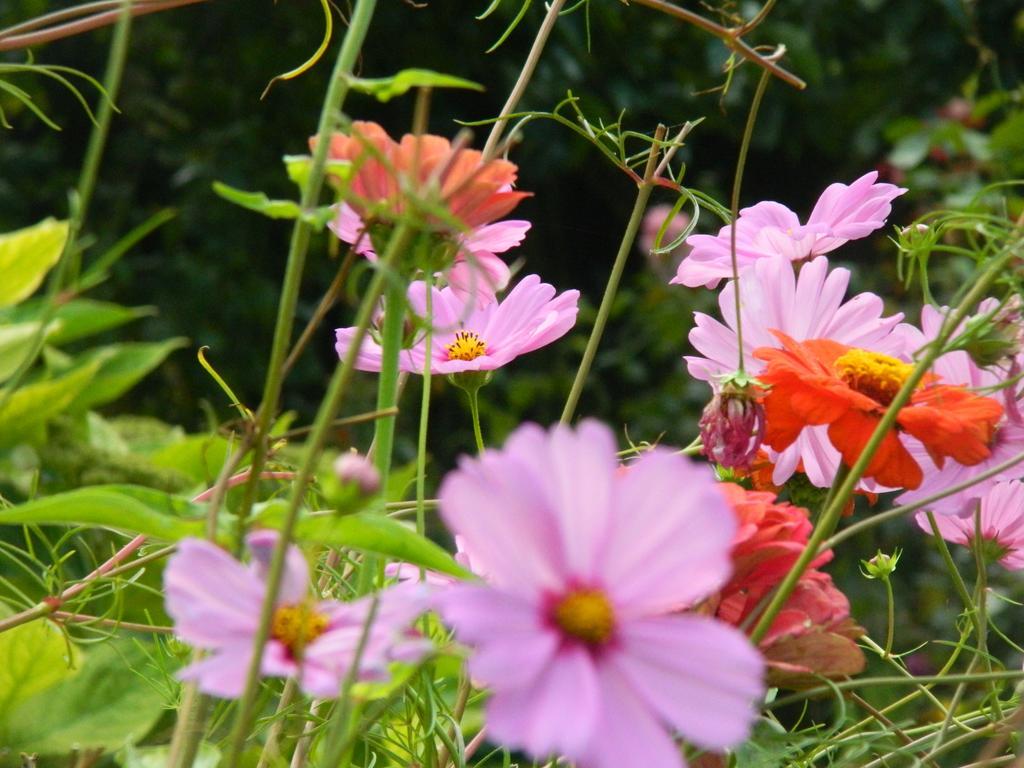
316,121,530,229
754,332,1003,489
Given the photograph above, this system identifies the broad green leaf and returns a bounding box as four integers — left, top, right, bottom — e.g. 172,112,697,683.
257,504,469,578
118,742,220,768
0,484,205,540
887,131,930,169
0,610,81,721
0,218,69,308
0,320,50,384
0,361,99,447
347,68,484,102
148,433,235,484
66,338,188,412
211,182,335,229
4,641,166,753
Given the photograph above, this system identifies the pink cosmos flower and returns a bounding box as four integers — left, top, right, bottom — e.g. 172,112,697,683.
916,480,1024,569
673,172,906,289
335,274,579,375
686,255,908,486
164,530,429,698
318,121,532,304
897,302,1024,516
436,421,765,768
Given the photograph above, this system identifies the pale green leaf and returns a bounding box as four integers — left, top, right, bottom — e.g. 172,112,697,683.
0,321,51,384
66,338,188,412
0,361,99,447
4,641,166,753
211,182,335,229
118,742,220,768
0,218,69,308
0,611,81,721
347,68,484,102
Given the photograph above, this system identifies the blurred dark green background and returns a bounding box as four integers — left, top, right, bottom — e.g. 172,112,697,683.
0,0,1021,454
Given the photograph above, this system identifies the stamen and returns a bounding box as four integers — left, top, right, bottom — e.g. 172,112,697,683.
552,588,615,645
834,348,914,406
446,330,487,362
271,603,329,657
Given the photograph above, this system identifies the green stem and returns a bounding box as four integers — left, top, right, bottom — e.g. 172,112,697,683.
237,0,380,531
927,511,977,618
561,124,667,424
416,272,434,538
883,577,895,659
467,387,486,455
728,69,771,375
373,277,408,486
751,242,1020,644
223,222,413,768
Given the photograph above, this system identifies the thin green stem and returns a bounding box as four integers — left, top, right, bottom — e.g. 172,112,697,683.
883,577,895,659
751,242,1020,644
223,222,413,768
927,511,977,617
237,0,380,532
561,124,666,424
416,272,434,538
467,388,486,455
728,69,771,375
373,277,408,487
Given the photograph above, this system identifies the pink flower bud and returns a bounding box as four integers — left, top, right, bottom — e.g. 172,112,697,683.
333,452,381,496
699,384,765,470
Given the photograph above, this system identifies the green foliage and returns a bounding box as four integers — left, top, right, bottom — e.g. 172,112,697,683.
0,485,205,541
0,218,67,308
211,181,336,229
0,361,100,448
0,608,81,723
1,641,167,755
347,68,484,102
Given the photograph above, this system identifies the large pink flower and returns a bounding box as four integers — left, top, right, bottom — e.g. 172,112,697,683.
916,480,1024,569
686,255,908,486
436,421,764,768
673,172,906,289
335,274,579,375
164,531,429,698
897,302,1024,515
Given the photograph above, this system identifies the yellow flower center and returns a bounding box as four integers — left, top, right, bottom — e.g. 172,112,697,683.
271,603,329,657
834,348,914,405
553,588,615,645
446,330,487,362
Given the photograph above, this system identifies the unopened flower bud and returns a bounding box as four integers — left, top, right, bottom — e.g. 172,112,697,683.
333,451,380,496
860,548,902,580
954,298,1024,369
699,378,765,471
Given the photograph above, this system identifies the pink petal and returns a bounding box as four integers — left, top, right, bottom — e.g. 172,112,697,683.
246,529,310,606
461,219,531,254
613,615,764,751
177,642,255,698
605,450,735,614
486,644,600,759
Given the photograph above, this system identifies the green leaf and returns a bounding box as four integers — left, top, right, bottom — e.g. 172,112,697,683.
66,338,188,412
347,68,484,102
147,433,235,484
283,154,351,189
0,610,81,722
0,484,205,540
212,182,335,229
0,298,153,346
0,218,69,308
257,504,469,578
4,641,166,753
0,321,51,384
887,131,931,170
118,742,221,768
0,361,99,447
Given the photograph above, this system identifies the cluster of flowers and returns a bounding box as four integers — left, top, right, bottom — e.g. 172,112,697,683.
163,124,1024,768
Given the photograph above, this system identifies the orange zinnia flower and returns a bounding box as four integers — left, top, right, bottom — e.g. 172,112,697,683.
754,332,1003,489
316,121,530,229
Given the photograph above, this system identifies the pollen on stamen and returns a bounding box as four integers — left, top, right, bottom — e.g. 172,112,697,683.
834,348,914,406
271,603,329,657
552,588,615,646
446,330,487,362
